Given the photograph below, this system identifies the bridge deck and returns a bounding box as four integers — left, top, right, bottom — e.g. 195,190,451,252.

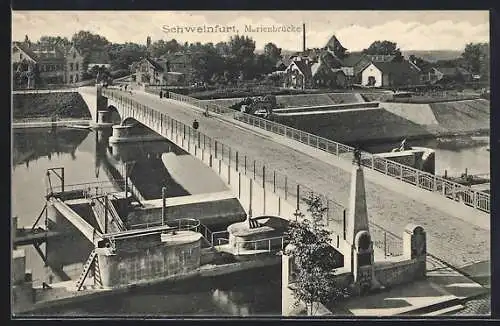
101,88,489,269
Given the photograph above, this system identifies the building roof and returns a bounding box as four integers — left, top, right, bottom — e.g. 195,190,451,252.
365,54,396,62
290,60,312,79
13,43,38,62
320,51,343,69
370,60,421,76
341,52,365,67
325,35,347,55
31,44,66,61
144,57,164,72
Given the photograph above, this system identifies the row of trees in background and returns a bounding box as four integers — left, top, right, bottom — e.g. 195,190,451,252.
26,30,490,86
31,31,284,85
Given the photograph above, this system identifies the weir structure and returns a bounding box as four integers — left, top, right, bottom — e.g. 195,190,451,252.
40,167,229,291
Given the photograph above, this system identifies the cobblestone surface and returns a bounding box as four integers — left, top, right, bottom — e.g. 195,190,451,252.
112,90,490,269
451,294,491,316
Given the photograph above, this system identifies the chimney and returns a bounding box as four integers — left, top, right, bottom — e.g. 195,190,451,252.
302,23,306,52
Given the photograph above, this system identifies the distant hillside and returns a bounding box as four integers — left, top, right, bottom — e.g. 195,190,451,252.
256,49,299,56
402,50,462,62
261,49,464,63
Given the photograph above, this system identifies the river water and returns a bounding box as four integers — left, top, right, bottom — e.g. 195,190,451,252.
363,137,490,177
12,127,281,316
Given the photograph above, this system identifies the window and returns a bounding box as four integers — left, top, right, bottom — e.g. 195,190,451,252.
19,53,23,60
70,63,74,71
119,268,127,284
69,75,73,83
367,76,376,86
75,74,79,82
75,63,79,71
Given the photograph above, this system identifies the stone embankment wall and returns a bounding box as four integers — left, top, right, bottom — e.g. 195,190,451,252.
13,93,91,121
271,99,490,144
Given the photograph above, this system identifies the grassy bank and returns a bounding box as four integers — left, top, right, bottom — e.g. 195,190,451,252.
12,93,91,122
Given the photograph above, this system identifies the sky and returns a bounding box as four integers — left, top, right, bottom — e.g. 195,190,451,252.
12,11,489,51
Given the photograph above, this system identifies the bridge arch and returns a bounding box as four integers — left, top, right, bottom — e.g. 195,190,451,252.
121,116,140,127
107,105,122,124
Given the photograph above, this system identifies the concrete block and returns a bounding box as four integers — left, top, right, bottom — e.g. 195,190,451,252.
12,249,26,285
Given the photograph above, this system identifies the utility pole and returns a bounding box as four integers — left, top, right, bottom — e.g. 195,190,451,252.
162,187,167,226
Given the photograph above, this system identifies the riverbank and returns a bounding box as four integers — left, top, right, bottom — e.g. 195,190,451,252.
12,119,92,129
13,92,91,121
351,129,490,151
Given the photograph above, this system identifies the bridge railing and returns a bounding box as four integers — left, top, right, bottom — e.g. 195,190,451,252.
162,90,490,214
102,88,406,258
233,112,490,214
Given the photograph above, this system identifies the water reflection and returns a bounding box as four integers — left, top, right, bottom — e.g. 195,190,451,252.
30,265,282,316
98,135,191,200
12,128,87,167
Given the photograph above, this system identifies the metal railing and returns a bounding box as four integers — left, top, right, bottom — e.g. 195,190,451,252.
234,235,287,255
233,111,490,213
127,217,224,247
90,195,127,232
100,88,469,261
158,89,490,214
12,88,78,94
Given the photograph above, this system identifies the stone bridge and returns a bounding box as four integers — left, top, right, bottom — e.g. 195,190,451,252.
77,86,490,270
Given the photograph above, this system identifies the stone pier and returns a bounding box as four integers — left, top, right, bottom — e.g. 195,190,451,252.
109,124,165,144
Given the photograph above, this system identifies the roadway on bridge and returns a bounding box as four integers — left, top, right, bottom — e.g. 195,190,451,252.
106,88,489,270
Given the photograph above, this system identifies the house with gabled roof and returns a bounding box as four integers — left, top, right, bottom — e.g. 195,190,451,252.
135,57,167,85
12,35,85,87
283,57,314,89
311,51,348,88
360,60,421,88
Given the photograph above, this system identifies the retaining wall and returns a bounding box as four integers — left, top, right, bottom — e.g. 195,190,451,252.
96,234,201,288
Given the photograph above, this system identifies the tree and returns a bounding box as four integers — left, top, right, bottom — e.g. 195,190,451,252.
190,43,225,83
215,41,230,56
71,31,110,59
462,42,489,80
228,35,256,80
362,40,403,61
285,193,349,315
264,42,282,64
254,54,275,77
108,42,148,70
37,36,71,49
150,39,183,58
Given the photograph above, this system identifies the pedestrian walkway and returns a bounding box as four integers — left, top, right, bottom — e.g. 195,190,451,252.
333,263,488,316
107,89,490,269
